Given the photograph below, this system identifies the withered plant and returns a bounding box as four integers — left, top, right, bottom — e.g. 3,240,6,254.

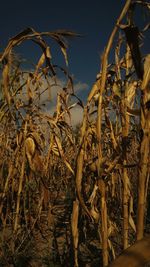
0,28,80,266
72,1,150,266
0,1,150,267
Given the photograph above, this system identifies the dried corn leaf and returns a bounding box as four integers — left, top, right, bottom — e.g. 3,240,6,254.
105,156,120,173
125,47,133,69
126,106,140,116
63,159,74,175
141,54,150,91
34,53,46,78
86,184,99,223
30,131,44,151
54,135,74,174
88,183,98,204
108,239,116,259
112,82,121,98
51,143,60,156
61,46,68,66
2,63,11,106
126,81,137,106
0,27,78,78
108,219,118,237
0,28,33,62
59,91,71,119
54,136,63,157
129,196,136,232
87,79,99,103
31,152,44,173
105,114,118,150
90,206,100,222
124,26,143,79
129,213,136,232
45,46,52,59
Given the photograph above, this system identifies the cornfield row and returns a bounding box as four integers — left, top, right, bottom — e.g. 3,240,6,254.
0,1,150,266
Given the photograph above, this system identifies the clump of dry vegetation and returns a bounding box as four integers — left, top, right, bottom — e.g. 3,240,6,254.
0,1,150,267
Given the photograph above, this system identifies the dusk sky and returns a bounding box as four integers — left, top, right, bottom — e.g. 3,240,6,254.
0,1,149,94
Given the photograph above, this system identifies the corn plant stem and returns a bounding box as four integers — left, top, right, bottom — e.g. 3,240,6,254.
137,109,150,240
95,0,132,262
73,108,88,267
96,0,132,174
121,108,129,250
75,107,92,219
145,172,150,204
102,200,108,267
122,167,129,249
121,44,131,249
0,164,13,216
45,133,54,173
14,121,27,232
14,148,26,232
74,107,93,266
98,179,108,267
71,199,79,267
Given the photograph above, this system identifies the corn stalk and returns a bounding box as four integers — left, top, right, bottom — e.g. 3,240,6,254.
137,55,150,240
98,179,108,267
14,120,27,232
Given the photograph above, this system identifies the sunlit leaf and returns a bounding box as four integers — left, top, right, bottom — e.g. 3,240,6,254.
61,46,68,66
112,82,121,98
2,63,11,106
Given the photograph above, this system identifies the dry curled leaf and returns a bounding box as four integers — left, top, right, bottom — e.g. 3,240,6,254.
2,63,11,106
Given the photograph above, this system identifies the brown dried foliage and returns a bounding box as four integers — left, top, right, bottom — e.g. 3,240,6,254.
0,1,150,267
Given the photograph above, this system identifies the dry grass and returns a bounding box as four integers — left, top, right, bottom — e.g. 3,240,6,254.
0,1,150,267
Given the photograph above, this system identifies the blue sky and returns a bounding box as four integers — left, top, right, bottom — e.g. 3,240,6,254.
0,1,149,94
0,1,126,86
